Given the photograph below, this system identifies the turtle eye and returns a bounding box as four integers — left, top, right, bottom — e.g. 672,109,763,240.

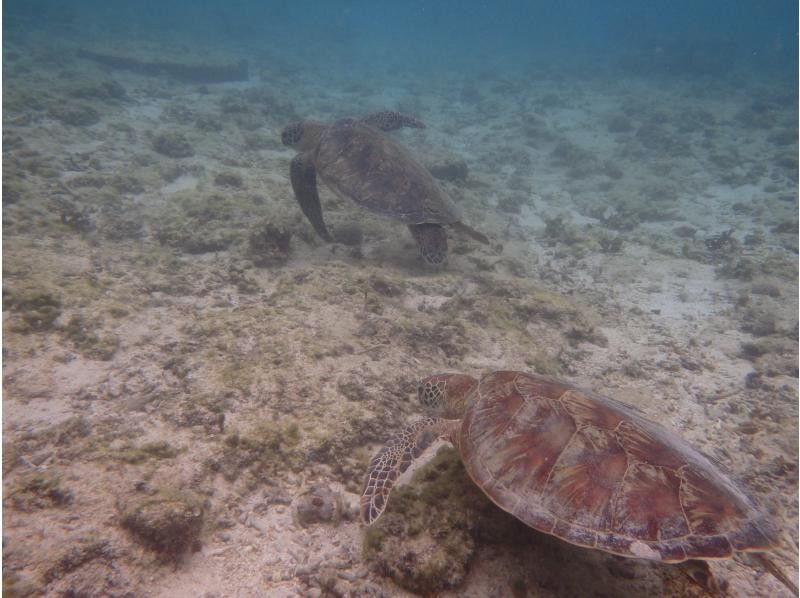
416,382,428,405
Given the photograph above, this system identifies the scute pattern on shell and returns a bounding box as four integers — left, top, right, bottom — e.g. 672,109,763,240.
459,371,777,563
313,119,461,225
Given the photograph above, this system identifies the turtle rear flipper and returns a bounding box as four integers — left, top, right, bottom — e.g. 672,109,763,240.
360,111,425,132
677,560,720,595
290,153,332,241
361,417,458,524
409,223,448,265
749,553,798,595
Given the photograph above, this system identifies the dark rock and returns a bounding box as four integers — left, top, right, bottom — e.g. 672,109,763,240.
497,194,528,214
672,225,697,238
333,224,363,247
55,198,96,233
429,159,468,182
152,132,194,158
214,172,243,188
750,283,781,298
49,103,100,127
120,490,204,561
293,483,342,527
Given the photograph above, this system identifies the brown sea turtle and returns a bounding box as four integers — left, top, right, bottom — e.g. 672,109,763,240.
362,371,795,594
281,111,488,264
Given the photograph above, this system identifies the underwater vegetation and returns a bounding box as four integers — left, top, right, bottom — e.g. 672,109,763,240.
41,537,115,584
363,447,505,594
119,488,204,562
3,287,63,332
360,447,689,596
247,220,293,267
62,313,119,361
1,4,796,593
153,193,244,254
8,472,74,512
212,418,304,488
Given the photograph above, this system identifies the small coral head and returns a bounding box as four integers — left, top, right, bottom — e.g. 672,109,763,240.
281,121,305,147
417,373,477,415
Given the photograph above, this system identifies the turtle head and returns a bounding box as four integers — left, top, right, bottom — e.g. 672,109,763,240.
281,121,305,147
281,120,323,151
417,373,477,416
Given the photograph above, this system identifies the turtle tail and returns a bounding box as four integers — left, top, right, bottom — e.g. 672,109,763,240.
361,417,459,525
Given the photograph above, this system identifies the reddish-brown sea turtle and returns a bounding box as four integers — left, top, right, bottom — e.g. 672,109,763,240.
281,111,488,265
362,371,794,593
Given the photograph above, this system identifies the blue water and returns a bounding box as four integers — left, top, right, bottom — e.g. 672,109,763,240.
6,0,797,80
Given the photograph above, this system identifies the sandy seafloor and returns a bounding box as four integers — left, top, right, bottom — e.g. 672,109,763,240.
2,33,798,598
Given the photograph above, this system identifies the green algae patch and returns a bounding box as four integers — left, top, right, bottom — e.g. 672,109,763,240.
42,535,115,584
363,447,527,594
111,441,180,465
8,472,74,512
211,417,304,488
119,488,204,562
152,192,249,255
247,219,292,267
3,287,63,332
61,314,120,361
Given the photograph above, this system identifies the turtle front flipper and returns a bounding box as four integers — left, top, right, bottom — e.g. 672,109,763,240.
359,111,425,132
409,223,448,265
290,153,332,241
361,417,458,524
